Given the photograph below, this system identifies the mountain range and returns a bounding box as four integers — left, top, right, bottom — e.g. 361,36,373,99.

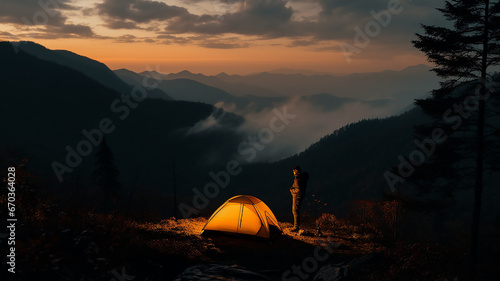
1,40,458,220
115,66,437,119
15,41,172,100
139,64,439,101
0,41,242,193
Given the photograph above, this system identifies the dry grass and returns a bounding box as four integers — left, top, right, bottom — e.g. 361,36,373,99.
134,217,208,236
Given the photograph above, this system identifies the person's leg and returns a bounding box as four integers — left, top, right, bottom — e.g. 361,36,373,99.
292,195,301,229
296,196,302,229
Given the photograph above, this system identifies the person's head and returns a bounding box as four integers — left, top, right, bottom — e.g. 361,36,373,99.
292,166,301,176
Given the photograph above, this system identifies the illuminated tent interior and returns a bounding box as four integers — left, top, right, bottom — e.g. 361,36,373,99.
200,195,282,239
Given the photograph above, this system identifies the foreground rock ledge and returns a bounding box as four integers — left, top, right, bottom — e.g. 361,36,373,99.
174,263,273,281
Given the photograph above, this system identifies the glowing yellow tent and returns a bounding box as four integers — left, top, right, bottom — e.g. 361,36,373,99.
200,195,282,239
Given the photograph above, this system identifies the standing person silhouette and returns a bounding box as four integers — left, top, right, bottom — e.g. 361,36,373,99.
290,166,309,232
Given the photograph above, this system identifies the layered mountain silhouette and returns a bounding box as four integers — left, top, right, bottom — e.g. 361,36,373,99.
215,65,438,101
16,41,172,100
115,68,426,117
0,42,243,190
115,68,288,112
141,69,283,97
115,68,238,104
144,65,439,102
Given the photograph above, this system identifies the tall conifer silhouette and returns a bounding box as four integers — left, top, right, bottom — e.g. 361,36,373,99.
411,1,500,279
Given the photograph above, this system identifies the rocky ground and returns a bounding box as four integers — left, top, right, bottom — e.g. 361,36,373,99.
143,218,382,281
6,210,495,281
134,218,467,281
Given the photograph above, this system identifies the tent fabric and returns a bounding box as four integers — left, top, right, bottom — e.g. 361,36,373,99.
200,195,282,239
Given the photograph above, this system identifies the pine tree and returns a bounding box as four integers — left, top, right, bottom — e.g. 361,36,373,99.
92,137,121,211
410,1,500,279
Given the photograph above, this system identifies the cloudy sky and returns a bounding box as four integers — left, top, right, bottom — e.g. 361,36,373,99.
0,0,446,74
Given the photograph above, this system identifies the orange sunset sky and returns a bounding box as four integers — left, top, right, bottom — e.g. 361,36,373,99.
0,0,445,75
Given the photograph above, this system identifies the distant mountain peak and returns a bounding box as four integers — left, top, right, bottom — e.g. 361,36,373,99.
137,70,168,78
177,70,193,75
139,70,164,75
267,68,336,76
216,72,229,77
114,68,136,73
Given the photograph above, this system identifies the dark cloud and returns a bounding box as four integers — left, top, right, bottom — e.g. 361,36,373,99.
0,31,16,37
312,0,446,40
166,0,294,37
57,23,94,36
287,39,316,47
88,0,448,52
114,34,138,43
153,33,250,48
182,0,244,4
106,20,140,29
219,0,244,4
160,0,446,45
157,34,194,44
0,0,94,38
95,0,294,38
1,0,449,52
96,0,189,26
317,0,410,16
318,0,337,15
19,24,96,39
198,40,249,49
0,0,68,26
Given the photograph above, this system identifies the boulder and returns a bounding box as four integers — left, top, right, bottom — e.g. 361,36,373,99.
313,252,377,281
174,263,272,281
313,263,348,281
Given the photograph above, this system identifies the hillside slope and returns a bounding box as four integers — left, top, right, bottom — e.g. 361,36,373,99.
0,42,242,191
16,41,172,100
